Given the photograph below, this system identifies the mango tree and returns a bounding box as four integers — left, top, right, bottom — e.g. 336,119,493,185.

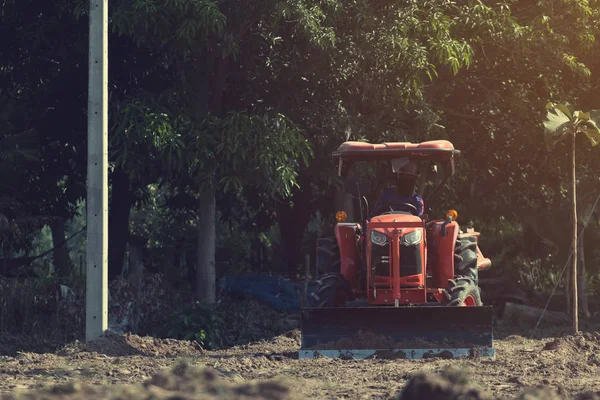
175,112,311,302
433,0,598,218
543,102,600,334
107,0,322,302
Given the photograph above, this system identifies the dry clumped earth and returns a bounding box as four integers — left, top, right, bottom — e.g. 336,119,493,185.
1,325,600,399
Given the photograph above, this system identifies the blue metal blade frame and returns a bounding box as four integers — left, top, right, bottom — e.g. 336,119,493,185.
299,347,495,360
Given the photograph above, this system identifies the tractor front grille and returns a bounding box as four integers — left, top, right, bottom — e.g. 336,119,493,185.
399,244,422,277
370,238,423,283
371,243,390,277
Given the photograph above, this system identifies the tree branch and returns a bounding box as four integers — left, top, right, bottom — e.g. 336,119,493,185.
30,225,87,262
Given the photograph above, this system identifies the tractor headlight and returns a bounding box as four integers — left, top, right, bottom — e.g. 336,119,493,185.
370,230,388,246
401,229,422,246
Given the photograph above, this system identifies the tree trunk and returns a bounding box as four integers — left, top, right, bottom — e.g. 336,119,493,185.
578,227,590,319
570,132,578,334
126,235,146,333
127,245,143,289
196,187,216,303
126,235,146,291
50,217,74,277
565,264,571,315
108,167,134,280
186,248,196,292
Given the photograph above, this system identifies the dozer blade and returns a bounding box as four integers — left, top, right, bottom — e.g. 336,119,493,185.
299,306,494,360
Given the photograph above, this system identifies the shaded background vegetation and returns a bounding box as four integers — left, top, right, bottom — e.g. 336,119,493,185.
1,0,600,345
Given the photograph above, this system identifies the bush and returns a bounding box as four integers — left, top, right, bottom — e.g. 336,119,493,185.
0,272,297,352
155,294,298,350
0,276,84,341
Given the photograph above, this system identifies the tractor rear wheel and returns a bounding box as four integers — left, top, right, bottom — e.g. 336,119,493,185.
454,235,478,280
446,277,482,306
306,273,352,307
316,237,341,275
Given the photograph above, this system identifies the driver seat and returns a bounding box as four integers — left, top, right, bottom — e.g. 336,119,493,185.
371,187,423,219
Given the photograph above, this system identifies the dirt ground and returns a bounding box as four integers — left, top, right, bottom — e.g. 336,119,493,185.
1,321,600,399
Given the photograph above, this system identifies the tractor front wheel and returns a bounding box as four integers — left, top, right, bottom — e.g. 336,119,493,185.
306,273,353,307
316,237,341,275
446,277,482,307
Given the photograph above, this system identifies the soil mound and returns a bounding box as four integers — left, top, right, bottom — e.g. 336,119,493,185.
513,386,569,399
396,368,490,400
515,386,600,399
0,361,297,400
540,332,600,372
396,368,599,400
0,335,65,357
61,332,203,357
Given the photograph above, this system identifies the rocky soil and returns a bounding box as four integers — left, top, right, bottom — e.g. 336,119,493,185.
1,323,600,399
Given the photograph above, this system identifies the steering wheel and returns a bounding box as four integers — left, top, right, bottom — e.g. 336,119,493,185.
374,202,418,216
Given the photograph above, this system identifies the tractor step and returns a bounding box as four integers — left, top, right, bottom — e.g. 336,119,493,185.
299,305,494,360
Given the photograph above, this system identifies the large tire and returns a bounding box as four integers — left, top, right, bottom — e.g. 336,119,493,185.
316,237,341,275
454,235,478,281
306,273,353,307
446,277,483,307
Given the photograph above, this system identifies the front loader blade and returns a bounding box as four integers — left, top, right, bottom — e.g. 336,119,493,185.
299,306,494,360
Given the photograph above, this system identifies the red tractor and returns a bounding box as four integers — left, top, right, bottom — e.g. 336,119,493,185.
300,140,495,360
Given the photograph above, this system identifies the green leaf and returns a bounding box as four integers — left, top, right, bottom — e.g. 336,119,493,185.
581,125,600,146
588,110,600,127
546,102,574,119
543,107,573,147
579,110,600,146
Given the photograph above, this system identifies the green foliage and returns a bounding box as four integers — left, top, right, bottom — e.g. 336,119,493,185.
104,0,600,285
4,0,600,303
432,0,600,221
129,184,259,281
0,93,43,251
108,0,320,210
21,200,87,275
178,111,312,196
544,102,600,148
111,0,227,49
159,295,297,349
543,104,574,145
110,93,186,183
517,257,561,294
0,0,89,256
163,301,224,349
130,185,195,248
0,129,39,164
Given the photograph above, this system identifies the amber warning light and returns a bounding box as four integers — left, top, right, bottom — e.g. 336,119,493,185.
336,211,348,222
445,209,458,221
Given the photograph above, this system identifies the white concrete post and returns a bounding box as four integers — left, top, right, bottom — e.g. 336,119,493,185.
86,0,109,342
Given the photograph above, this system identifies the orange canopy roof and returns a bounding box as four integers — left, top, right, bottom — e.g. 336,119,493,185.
332,140,459,160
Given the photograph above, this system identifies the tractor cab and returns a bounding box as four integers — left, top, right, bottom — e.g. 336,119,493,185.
331,140,464,303
334,140,459,225
302,140,495,360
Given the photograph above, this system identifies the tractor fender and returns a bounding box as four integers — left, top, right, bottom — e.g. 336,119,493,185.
427,220,459,288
